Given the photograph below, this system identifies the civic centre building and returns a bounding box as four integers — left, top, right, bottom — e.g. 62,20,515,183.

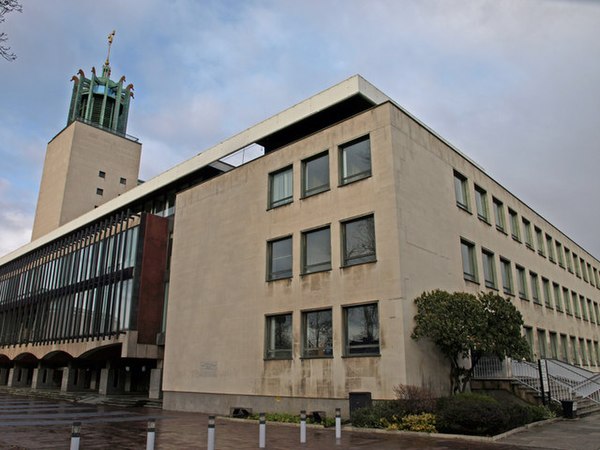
0,55,599,415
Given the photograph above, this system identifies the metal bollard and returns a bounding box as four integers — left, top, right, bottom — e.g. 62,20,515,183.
259,412,266,448
146,418,156,450
207,415,216,450
300,410,306,444
70,421,81,450
335,408,341,440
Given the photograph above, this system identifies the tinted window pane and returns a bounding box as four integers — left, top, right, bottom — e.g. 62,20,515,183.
341,137,371,184
303,310,332,357
343,216,375,266
266,314,292,359
345,304,379,355
303,227,331,273
303,153,329,196
269,237,292,280
270,167,292,208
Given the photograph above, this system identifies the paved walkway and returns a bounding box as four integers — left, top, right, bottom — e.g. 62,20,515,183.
0,393,598,449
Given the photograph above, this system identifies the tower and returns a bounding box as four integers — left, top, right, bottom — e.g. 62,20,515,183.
32,31,142,240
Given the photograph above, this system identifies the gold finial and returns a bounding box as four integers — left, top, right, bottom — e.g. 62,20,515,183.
105,30,116,66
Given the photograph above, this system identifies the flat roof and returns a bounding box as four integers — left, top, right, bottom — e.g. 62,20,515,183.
1,75,392,265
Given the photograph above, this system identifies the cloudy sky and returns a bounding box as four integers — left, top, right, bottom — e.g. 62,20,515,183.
1,0,599,258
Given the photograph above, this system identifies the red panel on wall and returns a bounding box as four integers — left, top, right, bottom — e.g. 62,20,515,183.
136,214,169,344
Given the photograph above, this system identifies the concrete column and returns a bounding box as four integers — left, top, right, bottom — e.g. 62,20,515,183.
149,368,162,399
0,368,10,386
61,364,86,392
8,366,30,387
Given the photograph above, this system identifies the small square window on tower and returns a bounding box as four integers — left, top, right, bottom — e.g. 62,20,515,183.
98,170,106,178
96,188,104,196
120,177,127,185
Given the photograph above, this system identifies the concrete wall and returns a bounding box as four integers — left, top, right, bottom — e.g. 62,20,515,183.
162,101,600,413
32,121,141,239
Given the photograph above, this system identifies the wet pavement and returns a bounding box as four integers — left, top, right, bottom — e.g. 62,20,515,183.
0,393,597,449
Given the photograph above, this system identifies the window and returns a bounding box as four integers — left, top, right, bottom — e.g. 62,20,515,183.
549,332,559,359
344,303,380,356
546,234,555,262
573,253,581,277
580,295,588,321
461,240,478,283
594,268,600,287
302,226,331,274
120,177,127,185
530,272,540,304
565,248,573,272
580,338,588,366
302,309,332,357
340,135,371,185
542,278,552,308
563,287,572,314
265,314,292,359
454,171,470,211
524,327,534,360
342,215,376,266
537,329,547,359
587,299,595,324
581,258,589,282
553,283,563,311
570,336,579,365
493,198,506,232
500,258,514,295
482,249,497,289
522,218,534,249
555,241,564,267
96,188,104,196
302,152,329,197
98,170,106,178
474,185,489,222
516,265,528,299
560,334,569,362
572,291,580,318
535,227,545,256
269,166,293,208
509,209,520,241
595,303,600,326
588,264,595,287
267,236,292,280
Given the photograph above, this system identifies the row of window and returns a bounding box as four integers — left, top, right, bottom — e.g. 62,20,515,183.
98,170,127,185
454,170,600,290
461,238,600,324
525,327,600,367
267,215,376,280
265,303,380,359
268,135,371,209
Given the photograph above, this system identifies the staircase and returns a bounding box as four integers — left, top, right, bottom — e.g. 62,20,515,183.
473,357,600,416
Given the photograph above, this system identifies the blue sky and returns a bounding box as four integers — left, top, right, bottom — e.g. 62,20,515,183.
1,0,599,257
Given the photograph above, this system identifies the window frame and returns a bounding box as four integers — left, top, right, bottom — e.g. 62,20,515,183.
522,218,534,250
343,302,380,357
493,197,506,233
301,151,330,198
482,249,497,289
553,282,563,312
500,257,514,296
474,185,490,223
509,209,521,242
461,239,478,283
339,135,372,186
530,271,541,304
535,227,545,256
454,171,470,212
265,313,293,360
341,214,376,267
268,165,293,209
542,277,552,309
546,234,555,263
516,265,528,300
301,308,333,358
301,225,332,274
267,235,293,281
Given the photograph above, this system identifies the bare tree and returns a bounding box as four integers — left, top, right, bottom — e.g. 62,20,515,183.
0,0,22,62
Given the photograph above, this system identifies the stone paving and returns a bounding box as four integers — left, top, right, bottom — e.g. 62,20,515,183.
0,393,598,449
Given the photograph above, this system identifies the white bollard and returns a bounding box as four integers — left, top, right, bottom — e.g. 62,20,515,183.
259,412,266,448
146,418,156,450
70,421,81,450
335,408,341,440
207,416,216,450
300,410,306,444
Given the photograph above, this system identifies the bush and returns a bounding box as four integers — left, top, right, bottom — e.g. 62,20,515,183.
436,393,508,436
393,384,436,415
501,403,554,429
400,413,437,432
351,401,406,428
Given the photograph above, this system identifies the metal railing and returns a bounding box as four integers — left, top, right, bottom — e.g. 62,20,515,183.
474,356,600,404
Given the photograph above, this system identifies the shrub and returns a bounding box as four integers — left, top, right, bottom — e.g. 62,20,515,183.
351,401,406,428
393,384,436,414
400,413,437,432
436,393,508,436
